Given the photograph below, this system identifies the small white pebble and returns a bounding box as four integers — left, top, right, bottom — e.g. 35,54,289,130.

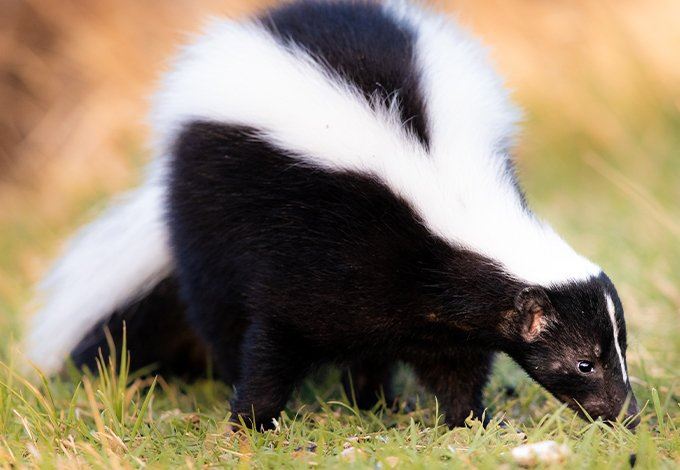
26,443,41,460
511,440,570,466
271,418,281,432
340,446,359,463
384,456,400,468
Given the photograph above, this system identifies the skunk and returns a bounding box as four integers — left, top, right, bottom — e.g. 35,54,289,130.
26,0,639,430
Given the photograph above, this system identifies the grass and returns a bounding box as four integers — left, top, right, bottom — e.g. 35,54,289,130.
1,1,679,468
0,346,677,468
0,346,676,468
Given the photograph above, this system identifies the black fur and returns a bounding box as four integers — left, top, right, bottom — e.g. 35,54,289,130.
167,121,524,428
165,121,638,429
70,278,207,378
261,0,429,146
69,0,638,431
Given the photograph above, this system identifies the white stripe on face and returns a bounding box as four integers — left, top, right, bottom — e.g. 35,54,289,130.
606,294,628,384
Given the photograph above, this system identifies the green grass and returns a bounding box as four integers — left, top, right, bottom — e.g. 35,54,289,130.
1,83,679,470
0,348,677,468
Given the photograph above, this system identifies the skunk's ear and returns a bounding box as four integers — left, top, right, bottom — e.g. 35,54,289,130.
499,287,552,342
514,287,552,342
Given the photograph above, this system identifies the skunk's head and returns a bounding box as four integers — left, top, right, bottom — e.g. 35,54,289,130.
500,273,639,428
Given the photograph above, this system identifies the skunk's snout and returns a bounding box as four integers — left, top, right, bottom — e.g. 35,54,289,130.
575,391,640,429
600,394,640,430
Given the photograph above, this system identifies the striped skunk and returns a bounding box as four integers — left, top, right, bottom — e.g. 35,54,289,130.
26,0,639,430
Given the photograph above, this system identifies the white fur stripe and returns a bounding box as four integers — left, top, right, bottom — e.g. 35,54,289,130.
606,294,628,384
386,1,601,286
26,162,172,374
151,3,601,286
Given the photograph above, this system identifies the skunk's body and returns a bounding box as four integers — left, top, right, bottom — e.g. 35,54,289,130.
27,0,638,429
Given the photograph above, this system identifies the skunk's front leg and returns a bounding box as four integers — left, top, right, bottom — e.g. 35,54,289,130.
230,321,309,430
413,349,494,427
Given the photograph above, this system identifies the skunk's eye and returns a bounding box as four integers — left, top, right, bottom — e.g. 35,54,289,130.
578,360,595,374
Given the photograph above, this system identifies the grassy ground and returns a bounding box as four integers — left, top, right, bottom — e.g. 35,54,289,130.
1,1,679,468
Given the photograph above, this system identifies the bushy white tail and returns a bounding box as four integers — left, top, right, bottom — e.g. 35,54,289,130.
26,166,172,374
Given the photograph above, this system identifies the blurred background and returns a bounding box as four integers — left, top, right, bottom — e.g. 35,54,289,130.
0,0,678,386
